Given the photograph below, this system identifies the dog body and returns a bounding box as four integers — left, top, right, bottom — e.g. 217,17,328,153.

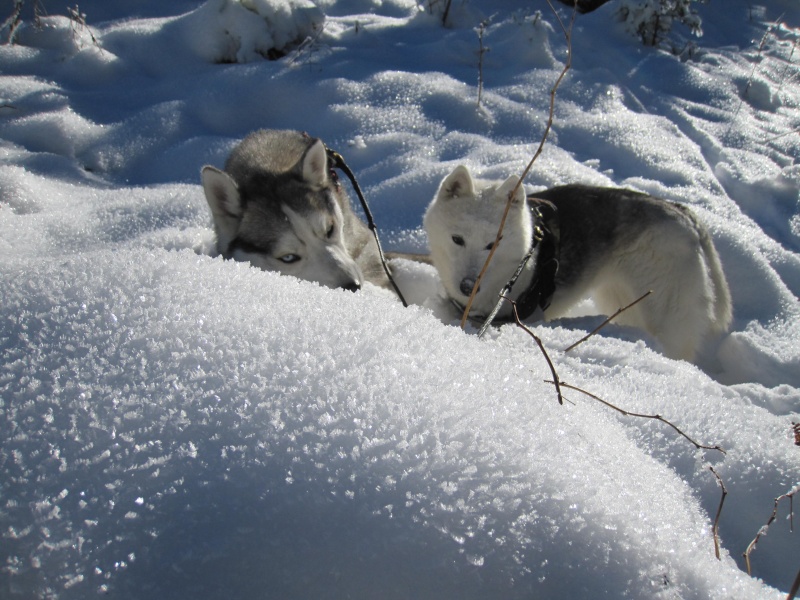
201,129,389,291
423,166,732,362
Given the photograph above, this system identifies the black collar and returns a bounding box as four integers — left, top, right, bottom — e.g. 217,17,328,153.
495,198,560,323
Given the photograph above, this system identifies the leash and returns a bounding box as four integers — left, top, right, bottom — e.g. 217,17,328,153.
477,200,559,337
511,199,559,319
324,146,409,307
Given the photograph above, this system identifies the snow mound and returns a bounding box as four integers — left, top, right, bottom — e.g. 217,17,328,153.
1,0,799,597
175,0,325,63
0,247,786,600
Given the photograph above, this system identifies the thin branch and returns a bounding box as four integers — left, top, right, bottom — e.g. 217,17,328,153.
476,19,489,107
505,296,563,405
441,0,452,27
709,466,728,560
67,5,99,48
763,125,800,144
744,486,798,576
2,0,24,44
564,290,653,352
549,381,726,454
458,184,516,329
723,21,774,142
286,22,328,66
459,0,576,329
788,565,800,600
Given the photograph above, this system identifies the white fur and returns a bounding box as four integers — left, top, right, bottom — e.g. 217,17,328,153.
423,166,535,315
424,165,732,363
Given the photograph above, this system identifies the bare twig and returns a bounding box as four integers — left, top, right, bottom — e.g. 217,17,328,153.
709,466,728,560
788,565,800,600
286,23,328,66
459,0,576,329
549,381,726,454
476,19,490,107
564,290,653,352
67,5,99,48
764,125,800,144
744,486,798,576
440,0,453,27
504,295,563,405
2,0,24,44
724,21,775,142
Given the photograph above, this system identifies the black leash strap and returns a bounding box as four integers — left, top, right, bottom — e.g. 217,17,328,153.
325,147,409,307
476,221,541,337
512,202,559,321
477,201,559,337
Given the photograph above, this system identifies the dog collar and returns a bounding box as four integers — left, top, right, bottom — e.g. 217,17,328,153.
497,199,560,323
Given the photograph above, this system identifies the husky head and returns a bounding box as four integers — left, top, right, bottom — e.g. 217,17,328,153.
201,132,364,291
423,165,533,318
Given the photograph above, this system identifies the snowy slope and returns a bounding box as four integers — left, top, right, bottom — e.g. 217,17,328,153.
1,0,798,598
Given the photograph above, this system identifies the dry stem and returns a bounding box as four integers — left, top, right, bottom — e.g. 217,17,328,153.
744,486,798,576
709,466,728,560
2,0,24,43
724,21,775,142
564,290,653,352
788,566,800,600
504,296,563,405
477,19,489,107
549,381,726,454
459,0,576,329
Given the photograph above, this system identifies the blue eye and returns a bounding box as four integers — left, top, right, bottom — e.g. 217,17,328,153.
452,235,465,246
278,254,301,264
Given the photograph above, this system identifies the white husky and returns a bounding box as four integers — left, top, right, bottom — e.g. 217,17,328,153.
423,165,732,362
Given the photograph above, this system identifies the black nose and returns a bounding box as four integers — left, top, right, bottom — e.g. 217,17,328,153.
342,280,361,293
460,278,478,296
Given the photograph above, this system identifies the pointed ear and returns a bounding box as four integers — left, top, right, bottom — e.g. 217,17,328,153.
201,166,242,247
438,165,475,200
299,139,329,187
495,175,525,206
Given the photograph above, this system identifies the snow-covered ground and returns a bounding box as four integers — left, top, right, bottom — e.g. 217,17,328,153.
1,0,798,597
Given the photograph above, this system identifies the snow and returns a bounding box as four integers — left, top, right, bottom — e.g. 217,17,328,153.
1,0,798,598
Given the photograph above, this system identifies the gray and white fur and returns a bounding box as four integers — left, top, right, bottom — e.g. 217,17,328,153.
201,129,390,291
424,166,732,362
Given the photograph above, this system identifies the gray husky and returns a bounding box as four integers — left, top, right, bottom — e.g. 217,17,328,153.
201,129,390,291
424,165,732,362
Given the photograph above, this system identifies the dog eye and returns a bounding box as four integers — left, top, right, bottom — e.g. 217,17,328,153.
278,254,301,264
326,224,335,239
452,235,465,246
484,242,494,251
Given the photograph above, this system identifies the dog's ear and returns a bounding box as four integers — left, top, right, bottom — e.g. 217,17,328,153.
201,166,242,247
438,165,475,200
495,175,525,206
299,139,329,187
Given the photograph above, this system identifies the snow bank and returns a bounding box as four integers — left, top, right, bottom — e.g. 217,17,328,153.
174,0,325,63
0,244,788,599
1,0,798,597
